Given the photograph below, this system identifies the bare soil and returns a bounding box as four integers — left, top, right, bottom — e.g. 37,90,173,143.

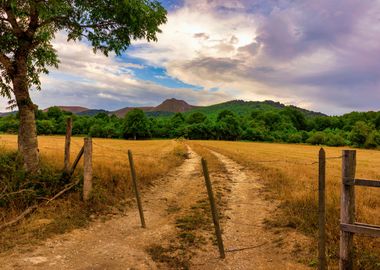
190,150,312,270
0,147,312,269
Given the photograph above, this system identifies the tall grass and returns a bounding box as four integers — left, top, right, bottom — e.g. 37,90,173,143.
0,135,187,252
193,140,380,269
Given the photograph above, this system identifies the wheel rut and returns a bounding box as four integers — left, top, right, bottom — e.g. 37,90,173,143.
191,150,311,270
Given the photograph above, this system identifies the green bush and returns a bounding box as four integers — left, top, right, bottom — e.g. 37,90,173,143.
349,121,373,147
364,131,380,149
0,149,63,210
287,133,303,143
36,120,56,135
325,133,346,147
306,132,326,145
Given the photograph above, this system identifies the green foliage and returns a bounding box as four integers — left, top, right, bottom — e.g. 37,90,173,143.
123,109,151,139
365,131,380,149
287,133,303,143
186,112,207,124
36,120,55,135
350,121,373,147
1,102,380,149
306,132,327,145
0,0,167,95
216,111,241,140
0,148,64,210
325,133,346,147
0,115,18,133
282,107,307,130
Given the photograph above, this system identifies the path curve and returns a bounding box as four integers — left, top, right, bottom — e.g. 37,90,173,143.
0,147,201,270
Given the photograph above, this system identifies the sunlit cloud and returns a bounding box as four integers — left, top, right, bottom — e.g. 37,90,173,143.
1,0,380,115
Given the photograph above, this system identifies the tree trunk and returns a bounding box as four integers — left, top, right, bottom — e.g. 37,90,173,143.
13,74,39,173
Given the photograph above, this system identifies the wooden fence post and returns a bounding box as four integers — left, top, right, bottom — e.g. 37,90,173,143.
83,137,93,201
318,148,326,270
201,158,225,259
64,117,72,173
340,150,356,270
128,150,146,228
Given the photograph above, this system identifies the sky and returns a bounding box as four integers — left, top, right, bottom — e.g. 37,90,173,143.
3,0,380,115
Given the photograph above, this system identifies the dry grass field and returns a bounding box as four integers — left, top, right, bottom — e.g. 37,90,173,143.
0,134,186,189
192,140,380,268
0,134,187,252
1,135,379,268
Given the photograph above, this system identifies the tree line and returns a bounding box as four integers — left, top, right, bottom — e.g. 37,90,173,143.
1,106,380,149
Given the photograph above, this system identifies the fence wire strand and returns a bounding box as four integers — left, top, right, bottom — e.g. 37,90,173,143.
250,155,342,166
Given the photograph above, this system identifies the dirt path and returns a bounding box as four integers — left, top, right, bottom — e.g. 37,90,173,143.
1,147,312,270
191,150,311,270
0,147,203,270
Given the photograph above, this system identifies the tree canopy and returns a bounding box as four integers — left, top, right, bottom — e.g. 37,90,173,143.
0,0,167,96
0,0,167,172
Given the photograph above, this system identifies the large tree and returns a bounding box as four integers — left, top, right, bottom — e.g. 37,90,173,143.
0,0,167,172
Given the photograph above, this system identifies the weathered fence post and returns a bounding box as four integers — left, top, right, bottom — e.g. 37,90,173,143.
340,150,356,270
83,137,93,201
318,148,326,270
64,117,72,173
67,146,84,179
201,158,225,259
128,150,146,228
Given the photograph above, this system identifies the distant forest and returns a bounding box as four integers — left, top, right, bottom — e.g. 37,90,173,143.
1,106,380,149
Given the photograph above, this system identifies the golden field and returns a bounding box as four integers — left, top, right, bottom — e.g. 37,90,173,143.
0,134,187,251
192,140,380,268
0,134,186,188
1,135,379,268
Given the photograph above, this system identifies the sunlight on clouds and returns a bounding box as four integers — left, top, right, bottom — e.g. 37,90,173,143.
2,0,380,114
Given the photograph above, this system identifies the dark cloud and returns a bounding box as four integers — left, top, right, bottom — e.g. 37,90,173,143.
193,33,210,40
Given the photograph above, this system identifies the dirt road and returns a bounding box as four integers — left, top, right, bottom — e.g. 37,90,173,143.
0,147,204,270
191,150,311,270
0,147,311,269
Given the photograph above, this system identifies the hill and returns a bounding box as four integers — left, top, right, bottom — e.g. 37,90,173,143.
185,100,325,119
154,98,199,113
4,98,325,119
43,106,89,113
110,98,197,117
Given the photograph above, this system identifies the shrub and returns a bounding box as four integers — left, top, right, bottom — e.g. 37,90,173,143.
325,133,346,147
364,131,380,149
349,121,372,147
36,120,56,135
306,132,326,145
242,127,270,141
287,133,303,143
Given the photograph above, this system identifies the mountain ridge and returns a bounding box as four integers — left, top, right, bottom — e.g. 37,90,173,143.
0,98,326,118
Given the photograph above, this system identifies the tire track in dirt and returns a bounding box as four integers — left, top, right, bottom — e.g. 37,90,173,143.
192,150,311,270
0,147,204,270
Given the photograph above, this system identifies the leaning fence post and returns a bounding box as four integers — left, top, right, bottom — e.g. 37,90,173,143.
128,150,146,228
201,158,225,259
64,117,72,173
83,137,93,201
318,148,326,270
340,150,356,270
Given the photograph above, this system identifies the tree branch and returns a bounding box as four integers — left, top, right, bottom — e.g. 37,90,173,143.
0,205,38,230
26,2,39,38
0,52,12,72
3,4,23,37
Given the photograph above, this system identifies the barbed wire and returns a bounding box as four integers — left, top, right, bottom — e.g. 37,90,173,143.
249,155,343,166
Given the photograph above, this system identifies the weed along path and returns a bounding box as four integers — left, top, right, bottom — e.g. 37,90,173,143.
1,145,312,269
0,147,205,270
191,150,311,270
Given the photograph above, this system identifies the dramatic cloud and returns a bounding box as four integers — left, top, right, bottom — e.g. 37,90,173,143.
2,0,380,114
132,0,380,114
